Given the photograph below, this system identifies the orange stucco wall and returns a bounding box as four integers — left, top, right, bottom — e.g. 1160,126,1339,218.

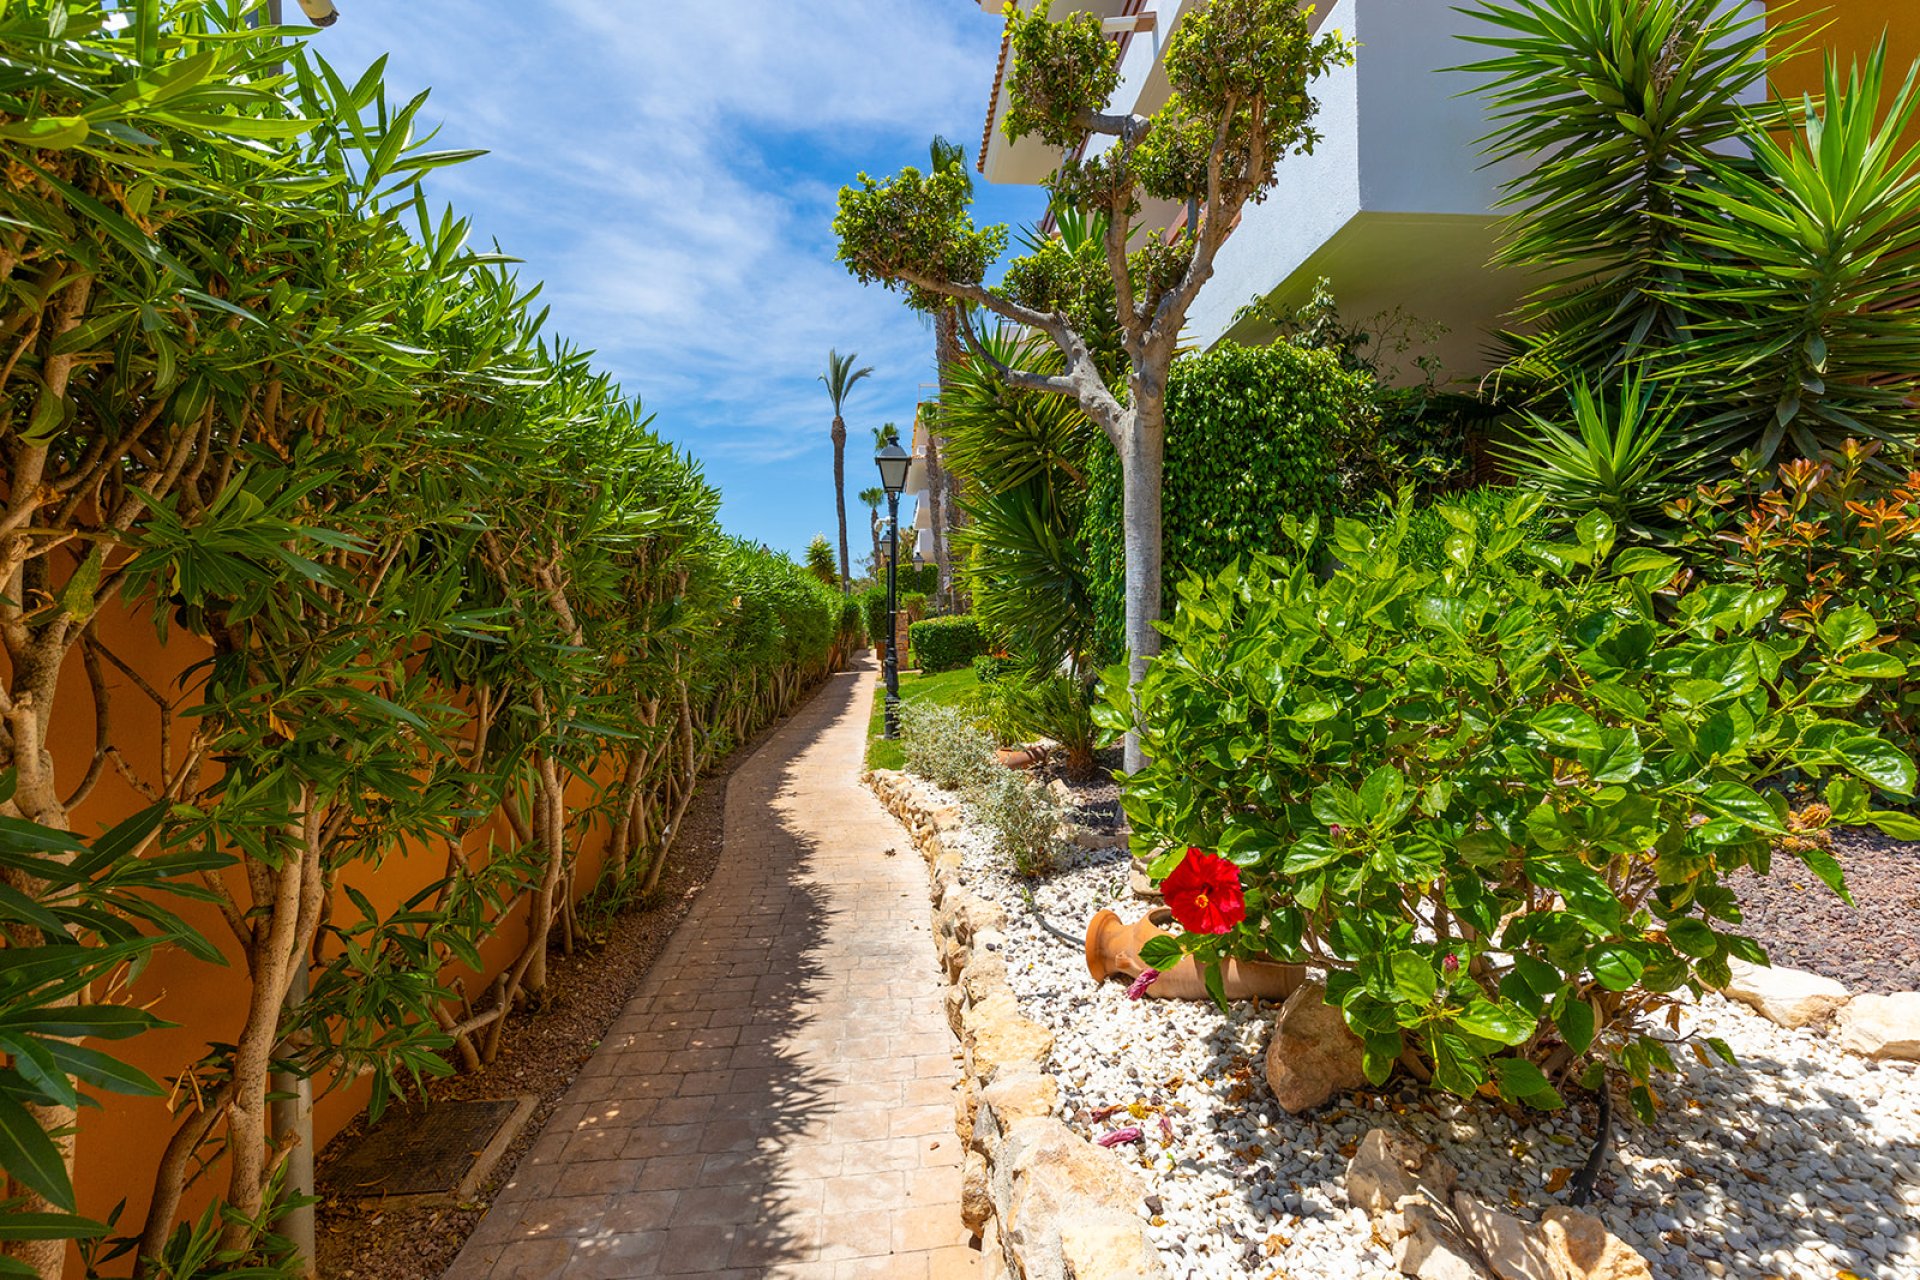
27,593,620,1266
1771,0,1920,141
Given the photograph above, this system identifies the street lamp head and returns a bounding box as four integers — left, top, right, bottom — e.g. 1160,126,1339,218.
295,0,340,26
875,439,911,495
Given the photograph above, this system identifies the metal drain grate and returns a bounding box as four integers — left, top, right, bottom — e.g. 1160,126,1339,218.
323,1098,522,1198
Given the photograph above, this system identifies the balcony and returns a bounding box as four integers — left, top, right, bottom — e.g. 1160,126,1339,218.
1171,0,1545,376
978,0,1136,184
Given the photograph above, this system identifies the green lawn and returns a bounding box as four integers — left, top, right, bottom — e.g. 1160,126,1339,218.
865,667,980,771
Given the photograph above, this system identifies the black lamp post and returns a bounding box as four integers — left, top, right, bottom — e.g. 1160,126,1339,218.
876,437,911,738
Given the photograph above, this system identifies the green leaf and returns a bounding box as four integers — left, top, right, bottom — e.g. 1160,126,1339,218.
1665,918,1717,959
1531,703,1604,751
1866,809,1920,841
1555,998,1597,1056
0,117,89,149
1580,727,1644,783
1610,547,1677,578
1837,651,1905,679
0,1093,72,1211
1492,1056,1563,1108
1588,944,1645,991
1390,951,1437,1006
1454,999,1535,1046
1839,735,1916,796
1137,935,1184,972
1698,782,1786,833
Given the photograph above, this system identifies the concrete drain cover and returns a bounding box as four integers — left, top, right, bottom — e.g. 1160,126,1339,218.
324,1096,535,1203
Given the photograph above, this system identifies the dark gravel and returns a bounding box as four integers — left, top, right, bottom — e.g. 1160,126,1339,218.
1728,825,1920,995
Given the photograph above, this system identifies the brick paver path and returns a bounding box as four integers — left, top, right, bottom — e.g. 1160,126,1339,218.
449,659,977,1279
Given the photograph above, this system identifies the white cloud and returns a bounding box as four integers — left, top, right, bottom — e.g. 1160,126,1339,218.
316,0,1021,520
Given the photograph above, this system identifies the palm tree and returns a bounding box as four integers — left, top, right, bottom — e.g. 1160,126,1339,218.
819,349,873,594
926,136,971,607
857,485,885,581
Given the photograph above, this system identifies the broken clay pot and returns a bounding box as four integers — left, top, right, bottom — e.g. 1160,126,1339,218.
1085,908,1305,1002
995,745,1047,770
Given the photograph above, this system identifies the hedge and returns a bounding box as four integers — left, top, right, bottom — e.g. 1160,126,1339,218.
1084,342,1370,662
0,5,848,1268
910,615,988,673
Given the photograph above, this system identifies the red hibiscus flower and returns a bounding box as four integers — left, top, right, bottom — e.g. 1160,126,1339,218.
1162,847,1246,935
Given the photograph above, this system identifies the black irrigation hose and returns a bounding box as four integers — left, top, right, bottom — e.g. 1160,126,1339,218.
1568,1081,1613,1208
1020,887,1084,951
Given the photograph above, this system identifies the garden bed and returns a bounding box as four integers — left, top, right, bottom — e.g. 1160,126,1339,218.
909,772,1920,1280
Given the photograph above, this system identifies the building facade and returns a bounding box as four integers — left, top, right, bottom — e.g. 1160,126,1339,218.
972,0,1916,384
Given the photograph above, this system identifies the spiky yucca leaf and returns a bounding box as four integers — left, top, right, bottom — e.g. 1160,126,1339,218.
1664,42,1920,466
1500,377,1699,535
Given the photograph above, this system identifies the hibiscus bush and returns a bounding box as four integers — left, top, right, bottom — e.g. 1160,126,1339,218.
1104,492,1920,1116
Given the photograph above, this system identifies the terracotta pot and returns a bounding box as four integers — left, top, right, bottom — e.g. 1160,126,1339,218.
995,745,1046,770
1084,908,1305,1002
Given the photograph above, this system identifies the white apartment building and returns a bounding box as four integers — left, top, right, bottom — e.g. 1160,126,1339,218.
970,0,1536,382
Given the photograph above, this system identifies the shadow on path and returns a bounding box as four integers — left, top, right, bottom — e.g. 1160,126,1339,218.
448,659,973,1279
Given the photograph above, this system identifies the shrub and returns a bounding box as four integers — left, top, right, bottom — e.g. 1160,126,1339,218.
973,655,1022,684
1106,495,1919,1116
910,615,987,673
898,700,998,792
901,590,930,621
1669,442,1920,753
860,584,890,649
1001,673,1102,776
974,772,1067,878
1084,341,1369,662
1375,485,1543,574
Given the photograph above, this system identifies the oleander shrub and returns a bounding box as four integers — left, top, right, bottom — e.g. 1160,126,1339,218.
974,772,1067,878
910,615,987,673
1084,341,1369,662
1105,494,1920,1115
898,700,998,792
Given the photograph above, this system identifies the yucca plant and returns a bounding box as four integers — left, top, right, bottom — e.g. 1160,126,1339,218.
1667,43,1920,466
1501,378,1698,537
1460,0,1796,385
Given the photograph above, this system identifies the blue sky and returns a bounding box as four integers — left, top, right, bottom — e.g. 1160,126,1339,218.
314,1,1040,560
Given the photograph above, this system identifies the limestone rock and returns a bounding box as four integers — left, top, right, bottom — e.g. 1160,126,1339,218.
961,1148,992,1234
944,984,967,1038
1388,1201,1494,1280
1002,1118,1155,1280
964,991,1054,1085
1059,1207,1167,1279
1539,1207,1653,1280
979,1071,1058,1132
1266,981,1370,1113
1347,1128,1457,1217
1838,992,1920,1061
1722,958,1850,1029
1453,1192,1554,1280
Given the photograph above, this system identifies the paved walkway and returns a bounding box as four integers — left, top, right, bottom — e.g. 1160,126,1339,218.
450,659,976,1279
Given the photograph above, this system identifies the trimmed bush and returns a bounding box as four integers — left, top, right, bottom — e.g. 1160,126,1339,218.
1084,342,1370,662
910,615,987,673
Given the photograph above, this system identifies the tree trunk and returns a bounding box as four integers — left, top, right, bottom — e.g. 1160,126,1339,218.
832,415,851,593
1119,411,1164,775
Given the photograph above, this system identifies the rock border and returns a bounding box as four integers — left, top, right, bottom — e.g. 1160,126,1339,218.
869,768,1171,1280
1722,956,1920,1060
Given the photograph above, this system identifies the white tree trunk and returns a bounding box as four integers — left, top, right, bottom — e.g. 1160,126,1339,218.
1119,413,1164,775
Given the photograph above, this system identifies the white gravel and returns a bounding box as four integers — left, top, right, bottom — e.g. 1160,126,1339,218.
922,776,1920,1280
